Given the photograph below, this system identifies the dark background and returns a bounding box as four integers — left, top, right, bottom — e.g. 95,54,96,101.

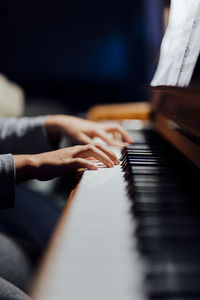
0,0,163,113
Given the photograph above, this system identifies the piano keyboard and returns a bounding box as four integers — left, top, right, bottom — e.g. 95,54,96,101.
32,127,200,300
121,129,200,300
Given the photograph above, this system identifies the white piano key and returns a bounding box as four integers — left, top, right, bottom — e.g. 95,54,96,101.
33,165,146,300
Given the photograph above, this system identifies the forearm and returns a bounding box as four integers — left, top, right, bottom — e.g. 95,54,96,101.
13,155,37,184
0,116,52,154
44,115,66,148
0,154,15,208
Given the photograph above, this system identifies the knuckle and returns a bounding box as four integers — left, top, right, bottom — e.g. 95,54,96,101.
87,144,95,151
110,150,116,156
92,128,99,134
115,125,121,130
73,158,81,165
78,145,87,151
89,129,96,136
93,142,102,148
74,145,82,152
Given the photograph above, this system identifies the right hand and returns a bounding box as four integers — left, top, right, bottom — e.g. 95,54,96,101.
13,143,119,183
44,115,133,149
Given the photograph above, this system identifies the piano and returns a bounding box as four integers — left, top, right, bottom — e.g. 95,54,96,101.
31,1,200,299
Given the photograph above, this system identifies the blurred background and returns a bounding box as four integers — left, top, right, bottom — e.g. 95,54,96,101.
0,0,164,115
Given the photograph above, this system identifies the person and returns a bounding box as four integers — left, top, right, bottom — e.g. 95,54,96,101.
1,114,132,207
0,113,132,299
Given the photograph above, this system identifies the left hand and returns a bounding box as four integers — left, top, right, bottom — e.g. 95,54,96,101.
45,115,133,148
14,143,120,184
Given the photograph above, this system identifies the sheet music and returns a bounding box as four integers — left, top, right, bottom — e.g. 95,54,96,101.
151,0,200,87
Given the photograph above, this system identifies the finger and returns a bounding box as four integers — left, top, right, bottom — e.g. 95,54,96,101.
86,157,96,160
112,132,121,141
93,142,120,165
94,131,129,149
76,133,93,145
70,158,98,170
105,126,133,143
107,139,129,149
75,145,114,167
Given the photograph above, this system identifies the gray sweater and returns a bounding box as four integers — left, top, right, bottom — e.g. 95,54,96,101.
0,117,51,209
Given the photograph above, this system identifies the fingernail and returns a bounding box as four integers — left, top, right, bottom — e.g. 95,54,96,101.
109,161,114,167
114,158,120,165
92,165,98,170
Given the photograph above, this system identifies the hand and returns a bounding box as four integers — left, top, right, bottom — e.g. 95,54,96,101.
13,143,119,183
45,115,133,148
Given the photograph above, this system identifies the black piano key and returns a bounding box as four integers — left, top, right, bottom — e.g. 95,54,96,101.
137,237,200,253
137,216,200,228
121,129,200,300
148,296,200,300
132,201,194,214
129,166,175,175
136,226,200,240
146,250,200,264
146,274,200,298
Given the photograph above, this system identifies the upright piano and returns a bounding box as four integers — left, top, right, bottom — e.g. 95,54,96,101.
31,1,200,299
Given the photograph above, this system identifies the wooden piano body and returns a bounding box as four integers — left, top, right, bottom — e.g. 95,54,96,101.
87,86,200,169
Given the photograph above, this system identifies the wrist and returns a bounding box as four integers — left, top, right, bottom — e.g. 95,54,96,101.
44,115,64,148
13,154,38,184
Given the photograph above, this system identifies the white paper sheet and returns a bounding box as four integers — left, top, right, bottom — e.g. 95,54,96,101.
151,0,200,87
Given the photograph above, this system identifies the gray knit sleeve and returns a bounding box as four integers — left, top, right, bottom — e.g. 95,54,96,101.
0,116,51,154
0,154,15,209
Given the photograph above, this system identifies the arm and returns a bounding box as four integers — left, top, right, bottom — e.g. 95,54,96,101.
0,117,51,155
0,114,132,155
0,154,15,208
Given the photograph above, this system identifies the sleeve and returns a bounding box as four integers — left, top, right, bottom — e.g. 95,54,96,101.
0,154,15,209
0,116,52,155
